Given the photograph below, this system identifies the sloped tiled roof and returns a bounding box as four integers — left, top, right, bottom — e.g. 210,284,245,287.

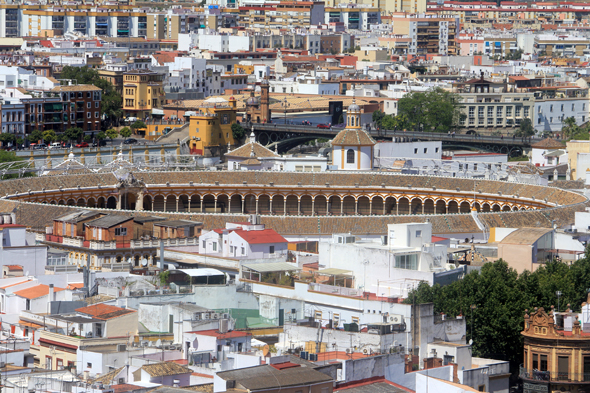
234,228,287,244
52,84,102,92
240,158,262,165
332,128,376,146
531,138,565,149
226,142,279,158
93,366,125,385
14,284,65,299
499,227,553,245
75,303,136,320
141,362,192,377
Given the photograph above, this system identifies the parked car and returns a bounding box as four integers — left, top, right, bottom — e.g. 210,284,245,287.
50,142,62,149
63,143,71,149
92,140,107,147
124,138,138,144
75,142,89,148
34,143,47,150
317,124,330,129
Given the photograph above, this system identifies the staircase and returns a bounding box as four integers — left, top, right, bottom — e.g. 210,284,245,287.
155,123,190,144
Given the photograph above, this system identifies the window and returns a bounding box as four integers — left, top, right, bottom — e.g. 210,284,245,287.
395,254,418,270
269,245,275,254
550,104,554,112
95,112,99,118
87,102,91,108
87,362,92,368
561,104,564,112
416,230,422,237
202,240,206,248
414,148,418,154
95,102,99,108
346,149,355,164
212,242,217,251
423,148,428,154
46,356,52,370
56,359,63,370
241,247,245,255
25,299,30,310
540,354,548,371
114,227,127,236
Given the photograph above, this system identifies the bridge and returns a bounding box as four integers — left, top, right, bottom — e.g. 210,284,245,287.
250,123,546,155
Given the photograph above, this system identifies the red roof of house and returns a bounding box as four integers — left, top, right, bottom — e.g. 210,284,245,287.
67,283,84,290
39,40,54,48
431,236,448,243
0,224,25,229
75,303,136,320
4,265,23,271
0,279,31,289
233,229,287,244
14,284,65,299
270,362,301,370
188,329,251,339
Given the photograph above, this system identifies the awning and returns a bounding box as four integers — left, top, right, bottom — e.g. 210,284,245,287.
242,262,299,273
184,111,197,117
447,247,471,254
178,268,225,277
317,268,353,276
151,108,164,115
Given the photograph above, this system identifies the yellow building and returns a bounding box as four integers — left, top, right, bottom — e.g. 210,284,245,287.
521,304,590,393
122,70,165,119
566,140,590,180
188,97,238,157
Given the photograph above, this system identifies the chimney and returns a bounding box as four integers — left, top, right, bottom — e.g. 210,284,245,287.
48,284,55,302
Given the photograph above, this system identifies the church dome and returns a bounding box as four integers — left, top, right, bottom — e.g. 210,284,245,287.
348,100,360,113
246,96,260,106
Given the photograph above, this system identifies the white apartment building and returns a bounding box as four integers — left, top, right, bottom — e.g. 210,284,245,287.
324,6,381,30
534,91,589,133
178,32,250,52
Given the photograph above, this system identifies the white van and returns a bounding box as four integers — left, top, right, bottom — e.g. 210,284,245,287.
50,142,62,149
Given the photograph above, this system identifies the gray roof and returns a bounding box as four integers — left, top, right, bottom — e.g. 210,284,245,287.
335,381,409,393
217,365,332,390
134,216,167,224
85,215,133,229
55,210,102,223
154,220,203,228
54,315,103,324
242,262,299,273
140,301,211,313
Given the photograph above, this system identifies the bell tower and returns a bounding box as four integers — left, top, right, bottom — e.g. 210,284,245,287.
260,80,271,122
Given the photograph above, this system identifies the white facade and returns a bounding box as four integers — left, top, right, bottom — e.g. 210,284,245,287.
374,141,442,168
319,223,450,297
333,145,373,170
535,98,588,133
531,146,566,167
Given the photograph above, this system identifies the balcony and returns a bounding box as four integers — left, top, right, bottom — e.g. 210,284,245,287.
520,365,590,383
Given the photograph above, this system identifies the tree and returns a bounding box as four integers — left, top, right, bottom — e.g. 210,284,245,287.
60,66,122,128
0,133,15,147
84,135,92,143
16,138,24,148
97,131,106,142
505,49,524,61
405,255,590,375
42,129,56,144
514,118,535,138
105,128,119,142
64,127,84,144
562,116,579,139
372,110,385,127
27,129,43,144
231,123,246,140
130,120,147,131
119,127,132,138
397,88,463,133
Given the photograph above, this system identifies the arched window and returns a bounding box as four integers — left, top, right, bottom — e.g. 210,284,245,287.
347,149,355,164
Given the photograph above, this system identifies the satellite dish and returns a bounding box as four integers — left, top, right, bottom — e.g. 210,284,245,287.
141,258,148,267
263,345,270,357
469,339,473,345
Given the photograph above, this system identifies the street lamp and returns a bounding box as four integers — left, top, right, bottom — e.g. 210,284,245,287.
282,97,290,125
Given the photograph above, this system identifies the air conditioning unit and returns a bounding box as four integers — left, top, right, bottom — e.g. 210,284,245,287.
86,332,93,338
212,313,219,319
117,344,126,352
388,315,402,324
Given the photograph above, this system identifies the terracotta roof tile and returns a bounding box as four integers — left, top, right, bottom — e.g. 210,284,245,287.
141,362,192,377
226,142,279,158
52,84,102,92
13,284,65,299
531,138,565,149
75,303,135,320
332,128,376,146
234,228,287,244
